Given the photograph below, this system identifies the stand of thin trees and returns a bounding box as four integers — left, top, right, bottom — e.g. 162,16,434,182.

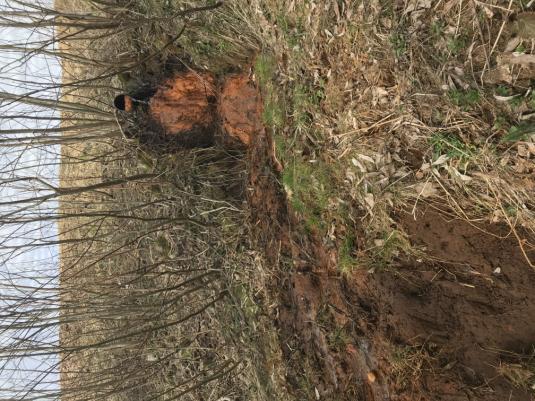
0,1,246,400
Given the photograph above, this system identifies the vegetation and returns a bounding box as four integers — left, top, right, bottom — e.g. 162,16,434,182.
0,1,281,400
1,0,534,400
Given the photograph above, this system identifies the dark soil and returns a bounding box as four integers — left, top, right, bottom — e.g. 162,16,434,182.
247,96,535,400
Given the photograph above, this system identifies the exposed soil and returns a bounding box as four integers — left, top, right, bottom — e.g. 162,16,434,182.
247,90,535,400
126,71,261,150
219,73,261,146
149,71,217,147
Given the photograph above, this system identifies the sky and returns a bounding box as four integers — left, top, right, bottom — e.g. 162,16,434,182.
0,0,61,399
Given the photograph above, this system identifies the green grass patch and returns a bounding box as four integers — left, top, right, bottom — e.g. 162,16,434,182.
282,159,334,233
502,122,535,143
370,230,411,270
390,32,407,58
327,326,351,351
255,54,286,129
447,88,480,109
276,12,305,48
338,234,357,273
430,132,475,161
263,95,285,128
255,54,277,86
446,35,467,56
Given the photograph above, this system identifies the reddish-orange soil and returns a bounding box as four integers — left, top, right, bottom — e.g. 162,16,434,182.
219,74,261,146
149,71,217,137
139,71,259,149
247,92,535,400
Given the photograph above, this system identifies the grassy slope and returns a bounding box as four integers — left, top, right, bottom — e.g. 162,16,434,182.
250,0,535,395
250,0,534,269
53,0,535,399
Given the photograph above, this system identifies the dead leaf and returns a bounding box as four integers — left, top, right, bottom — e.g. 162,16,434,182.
518,144,530,157
512,13,535,39
364,193,375,210
357,154,375,164
498,53,535,66
414,181,438,198
481,5,494,19
352,158,367,173
504,37,521,52
494,94,520,102
432,154,449,166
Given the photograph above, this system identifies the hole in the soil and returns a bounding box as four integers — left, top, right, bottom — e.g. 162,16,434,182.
114,94,126,110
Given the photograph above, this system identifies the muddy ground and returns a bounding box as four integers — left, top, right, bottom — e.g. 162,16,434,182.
248,95,535,400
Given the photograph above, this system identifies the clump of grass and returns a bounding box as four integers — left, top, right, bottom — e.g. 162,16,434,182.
446,35,467,56
390,32,407,58
263,96,285,128
390,344,432,391
328,326,352,351
447,88,480,110
499,363,535,391
275,12,305,48
497,348,535,392
255,54,277,86
430,133,475,162
282,160,334,233
338,235,357,274
292,83,323,130
502,122,535,143
370,229,412,270
430,20,444,39
255,54,286,129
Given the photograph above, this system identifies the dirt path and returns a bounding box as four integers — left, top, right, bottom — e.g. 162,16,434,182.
248,106,535,400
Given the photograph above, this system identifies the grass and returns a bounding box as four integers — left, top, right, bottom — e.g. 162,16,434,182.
51,0,535,399
281,159,333,233
54,1,287,400
447,88,481,110
253,0,535,277
338,235,357,274
171,1,535,398
499,363,535,391
256,55,285,129
327,326,351,352
369,230,412,270
430,133,475,162
390,344,433,392
446,36,467,56
391,32,407,59
497,348,535,392
502,122,535,143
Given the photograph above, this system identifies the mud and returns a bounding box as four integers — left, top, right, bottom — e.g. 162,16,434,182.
247,101,535,400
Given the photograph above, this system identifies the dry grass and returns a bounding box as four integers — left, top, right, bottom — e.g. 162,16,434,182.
52,0,535,398
228,0,535,271
53,1,289,400
390,343,434,393
496,347,535,392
